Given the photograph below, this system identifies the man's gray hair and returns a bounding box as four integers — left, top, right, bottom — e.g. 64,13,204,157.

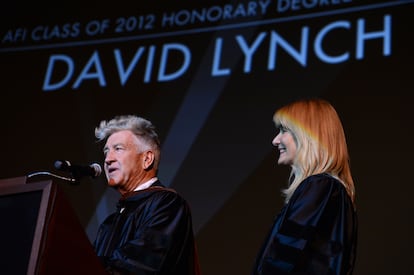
95,115,160,151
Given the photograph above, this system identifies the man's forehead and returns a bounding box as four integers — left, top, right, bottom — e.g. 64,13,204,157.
105,130,136,147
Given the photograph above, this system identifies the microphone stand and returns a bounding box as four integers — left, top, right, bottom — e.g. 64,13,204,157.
27,171,78,184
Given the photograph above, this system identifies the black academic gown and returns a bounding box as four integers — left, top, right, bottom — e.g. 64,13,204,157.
252,173,357,275
93,181,200,275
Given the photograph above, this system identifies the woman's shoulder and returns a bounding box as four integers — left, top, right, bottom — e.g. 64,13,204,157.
302,173,342,188
291,173,345,202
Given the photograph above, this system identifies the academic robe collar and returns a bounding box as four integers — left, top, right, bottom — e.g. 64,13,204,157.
119,180,166,201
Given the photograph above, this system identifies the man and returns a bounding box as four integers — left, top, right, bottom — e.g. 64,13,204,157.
93,115,200,275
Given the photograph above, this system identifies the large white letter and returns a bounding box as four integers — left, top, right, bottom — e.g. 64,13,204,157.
42,54,74,92
236,32,267,73
72,51,106,89
268,27,309,70
211,38,231,76
158,43,191,82
114,47,145,86
356,15,391,60
315,21,351,64
144,46,156,83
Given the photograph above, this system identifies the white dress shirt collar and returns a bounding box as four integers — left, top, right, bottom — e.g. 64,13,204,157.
133,177,158,192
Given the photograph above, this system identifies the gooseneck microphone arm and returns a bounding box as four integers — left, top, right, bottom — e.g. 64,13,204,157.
27,160,102,185
27,171,77,183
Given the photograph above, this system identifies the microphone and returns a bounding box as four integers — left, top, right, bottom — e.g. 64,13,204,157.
54,160,102,180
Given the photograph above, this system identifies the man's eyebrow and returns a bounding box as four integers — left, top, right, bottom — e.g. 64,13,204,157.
104,142,125,151
103,143,114,152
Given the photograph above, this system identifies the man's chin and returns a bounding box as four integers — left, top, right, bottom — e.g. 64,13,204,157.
107,178,119,186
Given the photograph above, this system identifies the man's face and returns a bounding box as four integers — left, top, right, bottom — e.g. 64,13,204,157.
103,130,146,192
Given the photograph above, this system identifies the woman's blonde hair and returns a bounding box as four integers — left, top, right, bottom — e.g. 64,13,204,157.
273,98,355,206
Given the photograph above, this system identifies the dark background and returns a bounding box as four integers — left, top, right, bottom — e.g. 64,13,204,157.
1,1,413,274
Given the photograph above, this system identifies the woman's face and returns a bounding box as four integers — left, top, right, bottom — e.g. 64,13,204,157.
272,126,297,166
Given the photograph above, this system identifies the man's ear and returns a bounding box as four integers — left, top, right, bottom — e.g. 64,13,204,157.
142,150,155,170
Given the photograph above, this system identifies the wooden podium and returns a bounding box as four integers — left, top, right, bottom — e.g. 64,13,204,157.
0,176,107,275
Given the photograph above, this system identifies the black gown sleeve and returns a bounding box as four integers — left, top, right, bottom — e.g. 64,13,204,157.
97,189,196,274
259,174,356,275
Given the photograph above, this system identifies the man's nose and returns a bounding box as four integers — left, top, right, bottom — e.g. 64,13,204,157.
105,150,115,164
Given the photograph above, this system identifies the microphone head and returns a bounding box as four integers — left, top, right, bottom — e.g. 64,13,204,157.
54,160,71,170
90,163,102,177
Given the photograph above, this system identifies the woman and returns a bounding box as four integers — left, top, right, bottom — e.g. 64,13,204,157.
252,98,357,275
